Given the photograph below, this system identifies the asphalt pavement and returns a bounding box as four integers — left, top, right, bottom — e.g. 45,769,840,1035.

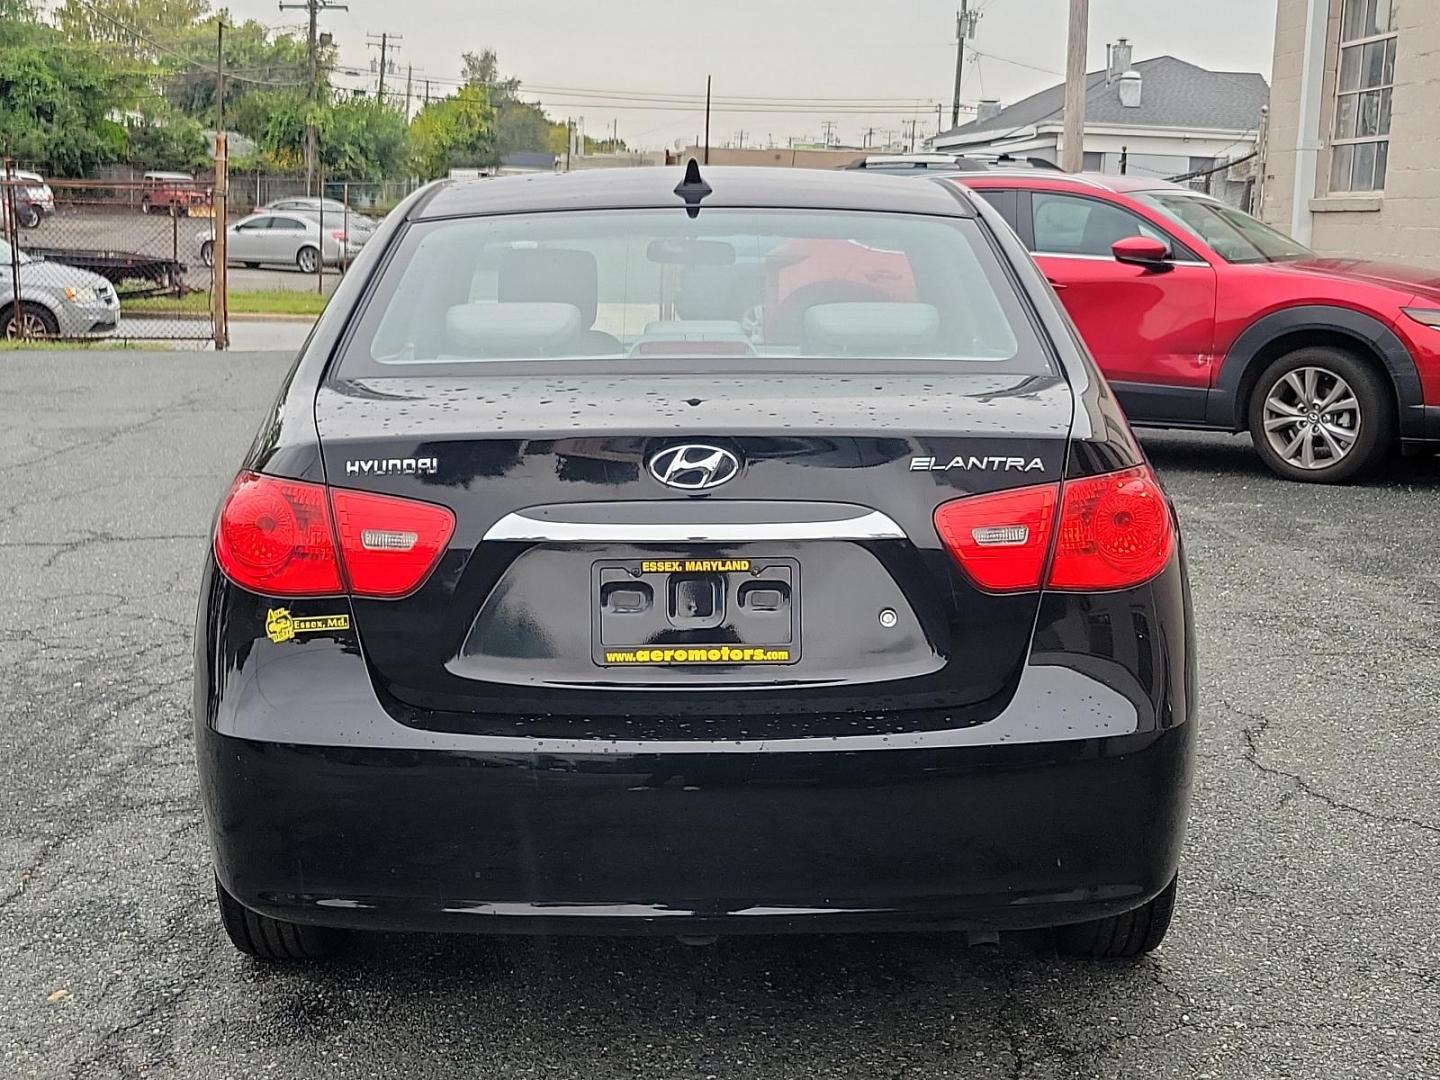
2,350,1437,1079
20,206,348,293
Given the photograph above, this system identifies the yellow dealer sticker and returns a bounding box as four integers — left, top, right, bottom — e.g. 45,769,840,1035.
640,559,751,573
265,607,351,644
603,645,792,665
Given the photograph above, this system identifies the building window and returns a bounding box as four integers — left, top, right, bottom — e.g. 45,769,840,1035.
1330,0,1399,193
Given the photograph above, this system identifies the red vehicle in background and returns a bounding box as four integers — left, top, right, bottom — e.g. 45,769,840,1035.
140,171,210,216
953,170,1440,483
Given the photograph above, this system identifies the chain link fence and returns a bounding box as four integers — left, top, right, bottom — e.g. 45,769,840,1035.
2,167,218,345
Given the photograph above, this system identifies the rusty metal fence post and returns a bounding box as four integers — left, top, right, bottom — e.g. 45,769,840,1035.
4,149,27,341
315,159,325,295
213,132,230,349
342,181,349,275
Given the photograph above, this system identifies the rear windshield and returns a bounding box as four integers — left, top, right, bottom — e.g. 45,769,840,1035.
335,207,1049,376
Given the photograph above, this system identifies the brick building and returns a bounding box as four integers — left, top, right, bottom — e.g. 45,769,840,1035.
1263,0,1439,266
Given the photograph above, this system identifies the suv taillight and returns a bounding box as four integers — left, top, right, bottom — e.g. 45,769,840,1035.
214,472,454,599
934,465,1173,593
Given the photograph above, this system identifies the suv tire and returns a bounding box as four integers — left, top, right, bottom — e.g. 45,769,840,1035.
215,876,348,960
1247,346,1393,483
1054,875,1177,959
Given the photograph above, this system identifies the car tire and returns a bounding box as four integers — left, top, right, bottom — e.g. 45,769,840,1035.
296,245,320,274
140,197,152,215
1,302,60,339
18,204,41,229
215,877,348,961
1247,347,1393,484
200,240,214,268
1054,875,1177,959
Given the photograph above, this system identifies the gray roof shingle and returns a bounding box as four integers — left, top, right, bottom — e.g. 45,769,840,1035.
940,55,1267,142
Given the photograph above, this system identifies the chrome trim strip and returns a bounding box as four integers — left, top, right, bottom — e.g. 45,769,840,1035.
484,509,906,543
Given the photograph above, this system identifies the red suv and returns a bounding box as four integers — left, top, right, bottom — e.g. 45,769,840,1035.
955,171,1440,483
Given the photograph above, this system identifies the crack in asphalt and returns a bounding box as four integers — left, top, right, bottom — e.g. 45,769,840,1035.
4,356,1439,1079
1220,698,1440,837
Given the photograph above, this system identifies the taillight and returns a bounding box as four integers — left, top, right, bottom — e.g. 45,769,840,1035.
933,483,1058,592
214,473,454,599
214,472,343,596
331,489,455,598
1048,465,1173,590
934,465,1174,593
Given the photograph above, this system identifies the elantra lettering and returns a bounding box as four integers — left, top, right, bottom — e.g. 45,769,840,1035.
910,456,1046,473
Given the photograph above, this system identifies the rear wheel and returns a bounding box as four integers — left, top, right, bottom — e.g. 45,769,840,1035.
18,204,41,229
140,196,152,215
296,245,320,274
1247,347,1393,483
199,240,214,267
215,876,348,960
1054,876,1177,959
1,303,60,339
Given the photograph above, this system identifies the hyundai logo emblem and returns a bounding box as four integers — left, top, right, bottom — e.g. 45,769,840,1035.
648,444,741,491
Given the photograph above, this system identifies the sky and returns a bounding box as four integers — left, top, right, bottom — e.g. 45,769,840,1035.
214,0,1279,151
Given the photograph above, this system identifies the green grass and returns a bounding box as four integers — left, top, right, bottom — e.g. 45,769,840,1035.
123,289,329,316
0,339,149,351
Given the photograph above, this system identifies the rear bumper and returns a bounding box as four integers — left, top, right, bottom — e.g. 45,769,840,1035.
201,720,1194,936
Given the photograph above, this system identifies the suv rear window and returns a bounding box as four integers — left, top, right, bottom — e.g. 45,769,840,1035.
335,208,1049,376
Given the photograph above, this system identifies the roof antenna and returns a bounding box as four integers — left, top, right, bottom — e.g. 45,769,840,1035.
673,158,712,218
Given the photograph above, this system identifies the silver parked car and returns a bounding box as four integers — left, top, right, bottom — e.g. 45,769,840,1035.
0,238,121,338
260,197,379,234
198,212,364,273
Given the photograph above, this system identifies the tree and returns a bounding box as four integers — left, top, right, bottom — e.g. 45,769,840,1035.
125,108,209,169
55,0,208,58
409,83,494,179
457,49,565,165
0,0,127,175
163,17,308,125
321,99,409,180
460,49,519,100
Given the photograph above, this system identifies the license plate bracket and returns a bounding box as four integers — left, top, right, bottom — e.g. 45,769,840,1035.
592,556,800,667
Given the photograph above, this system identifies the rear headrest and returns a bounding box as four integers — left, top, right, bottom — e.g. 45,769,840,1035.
445,302,582,356
498,248,599,329
802,302,941,356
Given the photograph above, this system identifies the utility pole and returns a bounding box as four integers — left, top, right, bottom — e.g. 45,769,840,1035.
952,2,979,129
1061,0,1089,173
820,119,835,146
277,0,348,193
404,63,413,121
703,75,712,165
368,33,401,103
424,79,430,107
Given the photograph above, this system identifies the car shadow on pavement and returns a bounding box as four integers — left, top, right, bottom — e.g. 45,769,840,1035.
226,931,1183,1072
1140,429,1440,489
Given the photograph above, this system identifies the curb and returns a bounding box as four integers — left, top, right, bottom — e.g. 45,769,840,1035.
226,313,322,323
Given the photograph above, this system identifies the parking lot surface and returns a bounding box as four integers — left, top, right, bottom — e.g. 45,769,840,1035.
2,351,1437,1079
22,207,347,294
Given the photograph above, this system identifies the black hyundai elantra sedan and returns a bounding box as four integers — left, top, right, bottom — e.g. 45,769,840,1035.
195,164,1195,961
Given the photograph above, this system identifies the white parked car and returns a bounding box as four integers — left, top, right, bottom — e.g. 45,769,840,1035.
10,170,56,229
198,212,364,273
